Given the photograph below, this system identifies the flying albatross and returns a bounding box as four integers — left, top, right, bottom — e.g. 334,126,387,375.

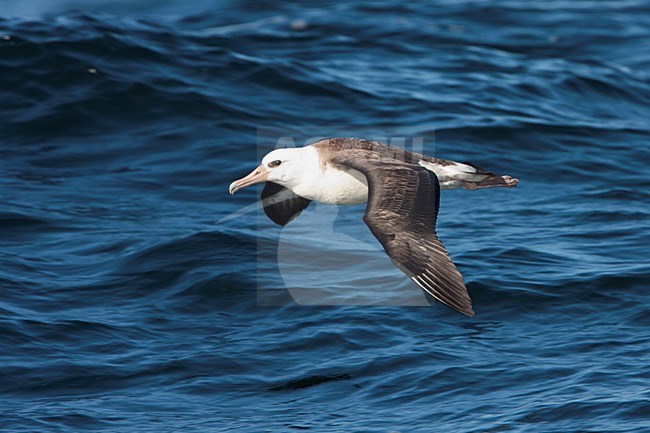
229,138,518,316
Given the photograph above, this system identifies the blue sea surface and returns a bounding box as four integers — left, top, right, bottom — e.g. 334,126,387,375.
1,1,649,432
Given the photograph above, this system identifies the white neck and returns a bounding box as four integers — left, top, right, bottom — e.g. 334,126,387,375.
288,145,368,205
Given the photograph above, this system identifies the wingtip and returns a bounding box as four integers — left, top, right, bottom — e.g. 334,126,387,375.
444,303,476,318
448,303,475,317
410,275,476,318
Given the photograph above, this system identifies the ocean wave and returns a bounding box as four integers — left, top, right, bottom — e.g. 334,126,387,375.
1,2,649,432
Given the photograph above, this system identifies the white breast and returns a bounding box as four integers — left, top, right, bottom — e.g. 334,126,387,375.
310,165,369,205
290,148,368,205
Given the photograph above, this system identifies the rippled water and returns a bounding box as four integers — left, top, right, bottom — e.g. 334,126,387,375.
1,1,649,432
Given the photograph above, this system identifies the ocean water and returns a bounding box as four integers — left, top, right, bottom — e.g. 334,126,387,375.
1,1,649,432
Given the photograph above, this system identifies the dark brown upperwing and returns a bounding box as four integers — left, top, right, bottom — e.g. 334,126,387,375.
261,182,312,226
332,150,474,317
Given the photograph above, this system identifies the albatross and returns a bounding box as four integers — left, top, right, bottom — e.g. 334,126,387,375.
229,138,518,316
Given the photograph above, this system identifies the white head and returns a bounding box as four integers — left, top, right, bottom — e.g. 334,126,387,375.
229,148,307,195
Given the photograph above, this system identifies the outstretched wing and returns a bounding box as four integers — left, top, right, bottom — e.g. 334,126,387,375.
332,150,474,316
261,182,312,226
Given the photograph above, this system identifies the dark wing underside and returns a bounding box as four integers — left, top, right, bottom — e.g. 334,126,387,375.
332,150,474,317
261,182,312,226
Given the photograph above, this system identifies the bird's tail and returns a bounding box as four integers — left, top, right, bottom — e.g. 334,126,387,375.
462,174,519,190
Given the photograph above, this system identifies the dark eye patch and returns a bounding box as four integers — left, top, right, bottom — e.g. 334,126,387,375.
268,160,282,168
